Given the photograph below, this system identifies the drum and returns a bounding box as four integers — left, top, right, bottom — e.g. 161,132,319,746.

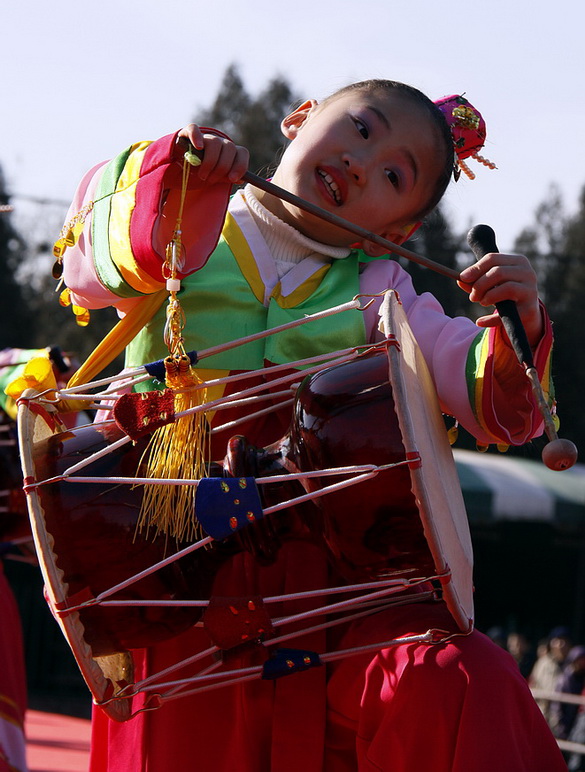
19,351,423,651
18,290,473,721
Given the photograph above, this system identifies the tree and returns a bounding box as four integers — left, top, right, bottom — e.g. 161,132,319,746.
514,184,570,316
8,201,120,366
194,64,301,177
513,184,585,453
564,186,585,313
23,266,121,368
402,207,469,319
0,168,35,348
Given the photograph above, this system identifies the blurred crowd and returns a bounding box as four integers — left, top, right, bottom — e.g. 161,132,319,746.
488,624,585,770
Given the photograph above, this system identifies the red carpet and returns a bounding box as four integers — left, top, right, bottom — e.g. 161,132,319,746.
25,710,90,772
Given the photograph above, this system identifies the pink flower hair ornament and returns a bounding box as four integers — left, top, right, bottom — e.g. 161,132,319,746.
434,94,497,180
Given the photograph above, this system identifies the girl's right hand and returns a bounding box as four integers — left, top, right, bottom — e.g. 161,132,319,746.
177,124,249,184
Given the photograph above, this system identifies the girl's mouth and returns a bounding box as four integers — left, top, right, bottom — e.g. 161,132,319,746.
317,169,342,206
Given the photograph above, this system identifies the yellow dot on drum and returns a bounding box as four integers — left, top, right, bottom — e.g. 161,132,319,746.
246,511,255,522
286,660,294,669
239,479,247,489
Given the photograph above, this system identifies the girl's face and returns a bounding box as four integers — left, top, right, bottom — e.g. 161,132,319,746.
260,90,446,251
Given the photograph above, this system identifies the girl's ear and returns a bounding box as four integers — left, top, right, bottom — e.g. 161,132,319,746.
281,100,318,139
360,222,421,257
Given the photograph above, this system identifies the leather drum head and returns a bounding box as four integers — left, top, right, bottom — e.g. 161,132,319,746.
380,291,474,632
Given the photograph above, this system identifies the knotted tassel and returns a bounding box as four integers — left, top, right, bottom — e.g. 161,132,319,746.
136,354,210,542
135,152,213,542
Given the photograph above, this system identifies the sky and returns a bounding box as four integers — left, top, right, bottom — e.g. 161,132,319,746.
2,0,585,254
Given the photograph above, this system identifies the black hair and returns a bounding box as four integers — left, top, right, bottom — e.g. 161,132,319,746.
323,80,455,221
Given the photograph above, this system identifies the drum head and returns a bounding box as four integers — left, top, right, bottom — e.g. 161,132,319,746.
380,291,474,632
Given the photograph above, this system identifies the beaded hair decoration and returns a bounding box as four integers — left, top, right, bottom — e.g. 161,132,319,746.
434,94,496,181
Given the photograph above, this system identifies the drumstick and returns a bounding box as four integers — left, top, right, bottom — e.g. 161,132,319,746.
467,224,578,471
242,170,461,279
182,143,460,281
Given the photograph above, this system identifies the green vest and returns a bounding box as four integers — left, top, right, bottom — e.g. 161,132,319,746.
126,212,366,386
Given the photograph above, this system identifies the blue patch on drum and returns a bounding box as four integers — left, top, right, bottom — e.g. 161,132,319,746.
262,648,322,679
143,349,199,381
195,476,264,540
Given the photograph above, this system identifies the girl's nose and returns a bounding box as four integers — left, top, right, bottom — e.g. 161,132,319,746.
342,152,367,184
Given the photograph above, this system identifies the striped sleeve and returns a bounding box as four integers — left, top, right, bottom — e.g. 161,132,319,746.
465,303,554,445
62,131,232,307
359,260,555,448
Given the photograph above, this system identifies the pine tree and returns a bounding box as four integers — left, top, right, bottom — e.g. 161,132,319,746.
402,207,468,319
0,168,35,348
194,64,300,177
514,184,585,452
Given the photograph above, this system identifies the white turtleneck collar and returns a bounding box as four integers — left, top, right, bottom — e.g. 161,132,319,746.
242,184,351,279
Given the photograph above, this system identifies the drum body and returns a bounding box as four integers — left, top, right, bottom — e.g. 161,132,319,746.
26,350,427,657
31,422,228,655
20,294,473,721
267,350,435,583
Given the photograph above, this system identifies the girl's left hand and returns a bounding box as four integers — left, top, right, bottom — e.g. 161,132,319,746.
458,252,543,347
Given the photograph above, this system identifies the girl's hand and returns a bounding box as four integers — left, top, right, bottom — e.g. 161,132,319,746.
458,252,544,347
177,124,249,184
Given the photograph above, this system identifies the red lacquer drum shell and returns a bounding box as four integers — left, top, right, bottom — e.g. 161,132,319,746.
30,421,228,656
279,350,436,582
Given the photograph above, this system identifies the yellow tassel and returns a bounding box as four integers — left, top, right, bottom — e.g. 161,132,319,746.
137,356,210,542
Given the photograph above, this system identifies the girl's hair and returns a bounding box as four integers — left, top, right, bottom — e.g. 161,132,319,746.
324,80,455,221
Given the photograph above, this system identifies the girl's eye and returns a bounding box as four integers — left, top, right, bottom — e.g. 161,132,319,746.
354,119,369,139
386,169,400,188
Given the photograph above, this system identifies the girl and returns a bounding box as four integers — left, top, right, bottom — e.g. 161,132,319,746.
58,79,563,771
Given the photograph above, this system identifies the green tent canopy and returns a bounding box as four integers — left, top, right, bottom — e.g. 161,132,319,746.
453,449,585,530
